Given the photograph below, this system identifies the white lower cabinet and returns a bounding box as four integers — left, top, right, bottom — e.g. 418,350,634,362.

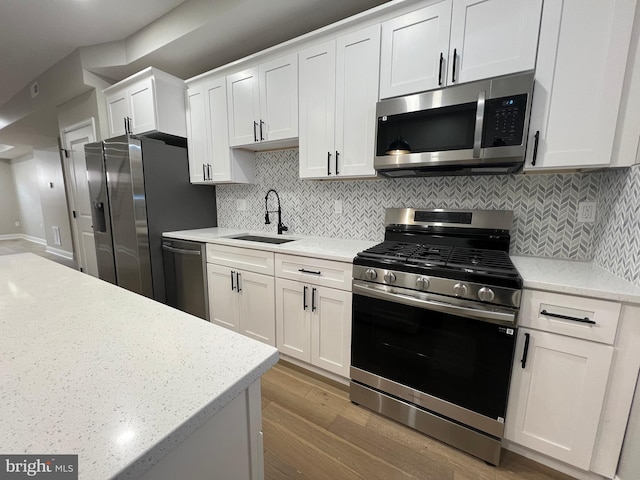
275,277,352,377
206,245,276,347
505,288,621,472
505,328,613,469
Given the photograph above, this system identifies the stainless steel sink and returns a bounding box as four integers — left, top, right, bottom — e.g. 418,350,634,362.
231,235,296,244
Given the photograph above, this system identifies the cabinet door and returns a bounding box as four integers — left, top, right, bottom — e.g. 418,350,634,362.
128,77,158,135
207,264,239,331
259,54,298,142
227,67,260,146
275,278,311,361
298,40,337,179
186,85,208,183
106,89,129,137
505,328,614,469
335,24,380,178
205,77,233,183
238,270,276,346
379,1,452,98
448,0,542,85
311,286,352,377
524,0,635,171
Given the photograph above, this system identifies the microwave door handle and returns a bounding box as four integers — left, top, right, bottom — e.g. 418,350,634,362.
473,90,486,158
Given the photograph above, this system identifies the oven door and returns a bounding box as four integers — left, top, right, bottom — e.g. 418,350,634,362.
351,281,518,437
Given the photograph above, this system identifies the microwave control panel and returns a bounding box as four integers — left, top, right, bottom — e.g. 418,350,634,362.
482,94,528,147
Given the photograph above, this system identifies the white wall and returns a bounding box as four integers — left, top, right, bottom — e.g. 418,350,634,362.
11,155,45,241
34,149,73,255
0,159,20,236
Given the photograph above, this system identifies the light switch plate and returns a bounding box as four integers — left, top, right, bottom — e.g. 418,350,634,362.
577,202,596,223
236,199,246,211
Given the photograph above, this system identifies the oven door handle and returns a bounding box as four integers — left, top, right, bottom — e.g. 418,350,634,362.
353,282,516,325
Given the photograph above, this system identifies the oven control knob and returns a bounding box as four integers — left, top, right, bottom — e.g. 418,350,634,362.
478,287,495,302
383,272,396,283
416,276,430,290
365,269,377,281
453,283,468,297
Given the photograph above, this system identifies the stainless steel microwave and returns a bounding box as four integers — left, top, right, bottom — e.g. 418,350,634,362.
374,71,535,177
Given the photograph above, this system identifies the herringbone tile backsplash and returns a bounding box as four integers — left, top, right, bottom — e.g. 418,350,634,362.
216,149,600,260
594,166,640,286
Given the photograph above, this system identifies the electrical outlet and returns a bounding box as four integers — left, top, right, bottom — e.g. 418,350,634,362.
334,200,343,214
577,202,597,223
236,199,246,211
14,221,20,227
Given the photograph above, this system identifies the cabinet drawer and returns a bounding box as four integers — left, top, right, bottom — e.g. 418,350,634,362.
206,244,274,275
275,254,352,291
519,289,621,345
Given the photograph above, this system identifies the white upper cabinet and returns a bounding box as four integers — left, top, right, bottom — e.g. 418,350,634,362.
298,40,337,179
379,0,542,99
524,0,636,171
449,0,542,85
185,77,254,184
299,24,380,179
227,53,298,149
380,1,452,98
104,67,187,138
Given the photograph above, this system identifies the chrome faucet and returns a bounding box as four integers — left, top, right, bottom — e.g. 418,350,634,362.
265,189,288,235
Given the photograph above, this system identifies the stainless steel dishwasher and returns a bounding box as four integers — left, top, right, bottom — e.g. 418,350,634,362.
162,239,208,320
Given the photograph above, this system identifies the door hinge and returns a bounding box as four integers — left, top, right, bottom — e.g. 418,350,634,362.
72,210,77,218
80,267,84,272
60,148,70,158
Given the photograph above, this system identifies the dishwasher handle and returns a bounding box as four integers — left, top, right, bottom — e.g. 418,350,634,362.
162,244,202,256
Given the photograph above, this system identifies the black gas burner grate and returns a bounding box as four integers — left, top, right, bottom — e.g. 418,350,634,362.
357,242,517,276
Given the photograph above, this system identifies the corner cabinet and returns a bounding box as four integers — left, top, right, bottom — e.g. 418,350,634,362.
226,53,298,149
379,0,542,99
505,290,620,471
523,0,637,171
206,245,276,346
104,67,187,138
274,254,353,378
299,25,380,179
185,77,255,184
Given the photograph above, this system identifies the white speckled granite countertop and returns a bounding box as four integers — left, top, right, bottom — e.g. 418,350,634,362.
162,227,379,263
512,255,640,305
0,253,278,480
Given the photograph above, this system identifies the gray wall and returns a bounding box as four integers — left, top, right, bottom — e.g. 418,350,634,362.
0,159,20,236
34,149,73,255
10,155,45,241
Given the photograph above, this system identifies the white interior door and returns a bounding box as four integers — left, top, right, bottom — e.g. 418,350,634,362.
62,120,98,276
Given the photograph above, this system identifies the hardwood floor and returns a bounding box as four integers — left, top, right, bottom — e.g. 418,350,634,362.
0,238,76,268
261,362,575,480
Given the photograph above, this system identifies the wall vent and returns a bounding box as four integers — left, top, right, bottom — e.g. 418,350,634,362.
52,226,61,246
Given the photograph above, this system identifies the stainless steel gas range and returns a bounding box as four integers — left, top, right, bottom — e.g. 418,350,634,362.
350,208,522,465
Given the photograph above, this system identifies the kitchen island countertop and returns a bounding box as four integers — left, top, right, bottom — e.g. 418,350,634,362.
512,255,640,304
0,253,278,479
162,227,379,263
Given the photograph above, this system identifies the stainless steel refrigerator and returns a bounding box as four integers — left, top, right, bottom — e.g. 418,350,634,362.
85,135,216,303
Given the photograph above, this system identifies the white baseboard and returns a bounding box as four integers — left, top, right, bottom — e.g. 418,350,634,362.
22,234,46,245
45,246,74,260
0,234,22,240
